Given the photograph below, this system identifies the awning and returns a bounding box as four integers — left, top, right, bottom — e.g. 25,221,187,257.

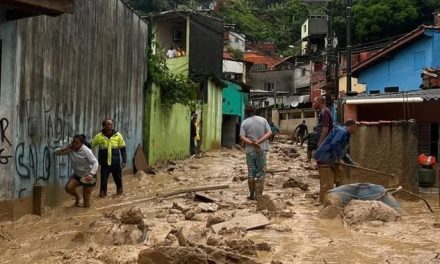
345,97,423,105
343,88,440,105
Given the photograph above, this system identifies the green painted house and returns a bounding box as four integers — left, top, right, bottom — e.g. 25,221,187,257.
145,11,225,165
222,80,250,147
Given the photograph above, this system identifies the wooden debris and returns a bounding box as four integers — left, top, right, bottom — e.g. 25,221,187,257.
194,192,217,203
160,184,229,198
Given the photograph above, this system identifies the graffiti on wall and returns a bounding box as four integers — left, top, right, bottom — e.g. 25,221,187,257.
6,93,132,198
0,118,12,165
12,95,74,198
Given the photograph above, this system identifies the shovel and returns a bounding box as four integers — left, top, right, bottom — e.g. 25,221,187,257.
341,163,399,186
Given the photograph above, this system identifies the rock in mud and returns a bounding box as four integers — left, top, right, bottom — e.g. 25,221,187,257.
206,214,226,227
256,242,271,251
206,235,222,246
198,203,219,212
343,200,401,226
169,208,182,214
319,205,342,219
120,207,144,226
282,178,308,191
167,215,178,223
172,202,190,213
256,194,286,211
222,238,257,256
138,246,208,264
185,210,196,220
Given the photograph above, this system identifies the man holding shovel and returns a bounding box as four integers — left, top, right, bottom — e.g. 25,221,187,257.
240,106,272,200
314,119,358,203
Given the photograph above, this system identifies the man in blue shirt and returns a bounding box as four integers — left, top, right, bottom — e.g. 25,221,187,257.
314,119,358,203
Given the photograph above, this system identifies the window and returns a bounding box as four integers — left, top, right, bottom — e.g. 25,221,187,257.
303,110,315,118
301,68,306,76
264,82,274,91
173,30,182,41
303,24,307,33
288,112,301,119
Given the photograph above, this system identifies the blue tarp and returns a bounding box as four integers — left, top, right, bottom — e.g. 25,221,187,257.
328,183,400,208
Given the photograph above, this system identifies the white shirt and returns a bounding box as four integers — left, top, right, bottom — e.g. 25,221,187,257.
166,48,177,58
55,145,98,177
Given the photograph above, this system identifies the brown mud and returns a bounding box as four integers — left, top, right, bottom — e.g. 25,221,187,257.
0,137,440,263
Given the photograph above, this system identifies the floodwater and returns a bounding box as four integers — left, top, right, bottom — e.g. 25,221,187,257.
1,139,440,264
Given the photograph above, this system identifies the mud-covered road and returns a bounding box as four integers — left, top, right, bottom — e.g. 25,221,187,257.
0,139,439,264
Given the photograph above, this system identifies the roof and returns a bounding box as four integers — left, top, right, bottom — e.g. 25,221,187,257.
352,26,440,76
223,78,251,92
244,52,282,69
2,0,74,16
343,88,440,102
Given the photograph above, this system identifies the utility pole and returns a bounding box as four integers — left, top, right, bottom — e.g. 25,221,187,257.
346,0,352,93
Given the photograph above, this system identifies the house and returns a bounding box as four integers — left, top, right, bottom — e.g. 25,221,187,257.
147,11,224,164
221,80,250,146
300,15,327,56
343,20,440,191
352,26,440,94
0,0,148,220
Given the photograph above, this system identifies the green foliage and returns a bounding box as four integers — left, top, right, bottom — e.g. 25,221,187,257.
353,0,418,42
148,53,197,108
226,46,245,60
130,0,440,53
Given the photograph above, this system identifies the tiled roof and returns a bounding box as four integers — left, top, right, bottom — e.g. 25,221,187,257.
244,52,282,69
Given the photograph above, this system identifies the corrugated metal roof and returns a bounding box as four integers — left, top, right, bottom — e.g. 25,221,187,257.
343,88,440,102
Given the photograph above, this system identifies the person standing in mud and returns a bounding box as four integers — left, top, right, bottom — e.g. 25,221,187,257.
240,106,272,200
190,113,198,155
91,119,127,197
307,96,333,161
293,120,308,146
313,119,358,203
54,134,98,208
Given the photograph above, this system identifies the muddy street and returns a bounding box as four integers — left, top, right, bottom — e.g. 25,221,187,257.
0,141,439,264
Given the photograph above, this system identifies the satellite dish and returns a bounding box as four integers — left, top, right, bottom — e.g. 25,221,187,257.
290,101,299,108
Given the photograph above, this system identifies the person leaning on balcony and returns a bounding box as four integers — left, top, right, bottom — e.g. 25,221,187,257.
54,134,98,208
240,106,272,200
166,45,177,59
91,119,127,197
307,96,333,161
313,120,358,203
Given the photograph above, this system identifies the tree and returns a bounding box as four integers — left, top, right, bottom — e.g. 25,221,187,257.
352,0,418,42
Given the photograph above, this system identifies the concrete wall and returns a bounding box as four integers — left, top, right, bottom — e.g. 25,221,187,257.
144,83,191,165
201,79,222,151
349,122,418,193
0,0,147,220
248,69,294,93
339,76,366,93
358,34,438,92
273,109,317,134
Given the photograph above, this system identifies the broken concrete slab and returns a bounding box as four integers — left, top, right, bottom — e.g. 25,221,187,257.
211,213,270,233
198,203,219,212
